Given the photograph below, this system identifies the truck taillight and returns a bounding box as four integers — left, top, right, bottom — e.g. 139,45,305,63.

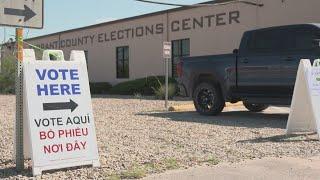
177,61,183,77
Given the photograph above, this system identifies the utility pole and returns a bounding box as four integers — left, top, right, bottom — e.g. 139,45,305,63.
15,28,24,172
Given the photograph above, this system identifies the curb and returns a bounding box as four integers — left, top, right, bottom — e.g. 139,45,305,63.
169,102,243,112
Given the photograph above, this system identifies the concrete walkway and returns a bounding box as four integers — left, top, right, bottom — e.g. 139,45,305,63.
144,156,320,180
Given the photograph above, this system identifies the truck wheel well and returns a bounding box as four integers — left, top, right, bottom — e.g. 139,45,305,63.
193,74,221,96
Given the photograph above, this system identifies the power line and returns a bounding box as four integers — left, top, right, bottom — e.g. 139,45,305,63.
134,0,263,7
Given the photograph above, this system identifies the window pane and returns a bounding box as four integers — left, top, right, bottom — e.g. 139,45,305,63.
116,46,129,78
123,60,129,78
172,57,180,77
250,30,281,52
280,29,295,51
84,50,89,69
316,32,320,39
117,60,124,76
124,47,129,59
84,50,89,60
171,39,190,77
182,39,190,56
117,47,123,60
294,29,314,50
281,27,318,51
172,40,180,57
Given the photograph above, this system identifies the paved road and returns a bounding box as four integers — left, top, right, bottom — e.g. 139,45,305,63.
144,156,320,180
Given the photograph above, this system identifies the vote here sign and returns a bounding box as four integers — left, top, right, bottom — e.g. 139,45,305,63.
23,50,100,175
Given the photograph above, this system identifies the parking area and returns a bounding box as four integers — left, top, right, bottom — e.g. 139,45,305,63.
0,95,319,179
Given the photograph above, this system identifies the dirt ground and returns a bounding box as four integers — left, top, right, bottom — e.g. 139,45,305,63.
0,95,319,179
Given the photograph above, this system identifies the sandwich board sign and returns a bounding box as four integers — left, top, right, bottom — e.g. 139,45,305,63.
286,59,320,138
0,0,43,28
22,49,100,176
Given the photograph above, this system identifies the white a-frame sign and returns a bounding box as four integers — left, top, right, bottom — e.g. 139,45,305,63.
286,59,320,137
22,49,100,176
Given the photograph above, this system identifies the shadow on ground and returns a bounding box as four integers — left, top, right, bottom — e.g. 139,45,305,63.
237,133,319,143
0,160,32,179
91,94,191,102
0,161,93,179
137,110,288,129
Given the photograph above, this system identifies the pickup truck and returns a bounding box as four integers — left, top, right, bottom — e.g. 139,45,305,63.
178,24,320,115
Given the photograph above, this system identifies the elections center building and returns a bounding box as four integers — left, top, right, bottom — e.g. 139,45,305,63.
22,0,320,85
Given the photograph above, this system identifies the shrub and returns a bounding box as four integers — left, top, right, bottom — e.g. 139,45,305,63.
108,78,145,95
0,56,15,94
89,82,112,94
108,76,176,95
152,76,177,99
153,83,176,100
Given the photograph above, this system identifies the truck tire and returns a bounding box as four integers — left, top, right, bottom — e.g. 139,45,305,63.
243,102,269,112
193,82,225,116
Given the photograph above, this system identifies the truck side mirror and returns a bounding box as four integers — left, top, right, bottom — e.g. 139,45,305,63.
233,49,239,54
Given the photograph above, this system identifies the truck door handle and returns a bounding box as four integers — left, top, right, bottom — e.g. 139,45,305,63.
241,59,249,63
283,57,294,61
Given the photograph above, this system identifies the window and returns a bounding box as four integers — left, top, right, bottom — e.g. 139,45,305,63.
116,46,129,78
248,25,320,53
84,50,89,69
282,27,319,51
248,29,281,53
172,39,190,77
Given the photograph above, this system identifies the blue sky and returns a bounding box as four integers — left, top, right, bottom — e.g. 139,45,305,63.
0,0,209,42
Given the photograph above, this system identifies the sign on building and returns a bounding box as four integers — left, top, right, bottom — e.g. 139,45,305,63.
163,41,172,59
0,0,43,28
22,50,100,176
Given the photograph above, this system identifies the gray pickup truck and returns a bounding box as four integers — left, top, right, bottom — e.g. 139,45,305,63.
178,24,320,115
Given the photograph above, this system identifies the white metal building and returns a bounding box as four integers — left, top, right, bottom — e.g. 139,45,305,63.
17,0,320,84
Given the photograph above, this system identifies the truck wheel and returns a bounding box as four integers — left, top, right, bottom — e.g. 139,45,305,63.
243,102,269,112
193,82,225,116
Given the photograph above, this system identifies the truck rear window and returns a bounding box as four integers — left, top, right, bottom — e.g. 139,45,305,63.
248,30,281,53
248,25,320,53
285,28,319,51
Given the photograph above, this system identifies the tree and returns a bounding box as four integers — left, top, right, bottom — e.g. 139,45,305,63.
0,55,16,94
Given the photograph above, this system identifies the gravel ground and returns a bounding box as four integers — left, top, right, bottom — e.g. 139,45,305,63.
0,95,319,179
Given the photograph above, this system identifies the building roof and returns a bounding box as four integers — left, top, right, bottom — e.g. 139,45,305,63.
26,0,235,41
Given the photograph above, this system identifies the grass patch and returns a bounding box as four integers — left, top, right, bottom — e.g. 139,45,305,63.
201,156,220,165
108,174,121,180
120,165,147,179
144,161,163,173
164,158,180,170
108,159,181,179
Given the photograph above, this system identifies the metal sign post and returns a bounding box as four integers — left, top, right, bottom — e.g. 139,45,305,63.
15,28,24,171
165,58,169,109
0,0,44,172
163,42,172,110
